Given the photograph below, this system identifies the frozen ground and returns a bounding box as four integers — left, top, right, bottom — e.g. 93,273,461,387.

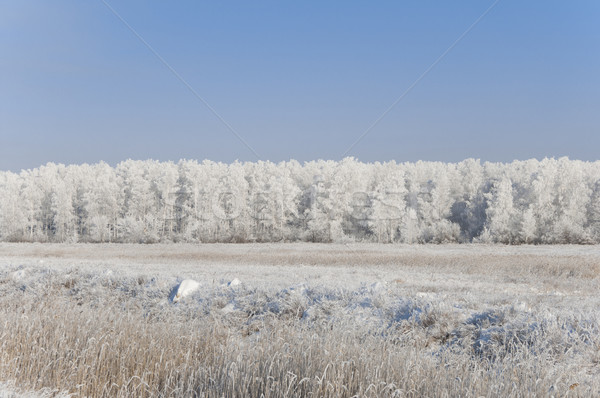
1,243,599,397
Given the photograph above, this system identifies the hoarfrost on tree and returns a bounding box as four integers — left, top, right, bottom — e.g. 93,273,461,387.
1,157,599,244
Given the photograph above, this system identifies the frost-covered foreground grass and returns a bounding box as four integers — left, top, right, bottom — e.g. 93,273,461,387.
1,243,599,397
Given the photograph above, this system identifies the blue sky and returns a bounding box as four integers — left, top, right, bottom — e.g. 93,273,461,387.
1,1,599,171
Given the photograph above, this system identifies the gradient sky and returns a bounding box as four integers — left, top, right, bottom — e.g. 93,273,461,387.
1,1,599,172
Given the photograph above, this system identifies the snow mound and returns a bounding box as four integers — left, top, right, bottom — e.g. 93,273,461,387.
11,269,26,281
170,279,200,303
228,278,241,287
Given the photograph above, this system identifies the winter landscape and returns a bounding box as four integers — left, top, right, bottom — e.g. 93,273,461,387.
3,1,600,396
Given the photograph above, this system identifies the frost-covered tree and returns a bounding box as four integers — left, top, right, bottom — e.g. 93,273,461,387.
50,169,75,242
154,161,179,241
481,177,519,244
587,181,600,241
551,158,591,243
117,160,158,242
520,207,537,244
330,158,372,242
210,162,249,242
0,172,27,241
19,169,45,241
1,157,599,244
370,162,406,243
305,173,334,242
450,159,487,242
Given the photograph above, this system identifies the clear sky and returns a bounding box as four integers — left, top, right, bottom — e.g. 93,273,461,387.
1,1,599,172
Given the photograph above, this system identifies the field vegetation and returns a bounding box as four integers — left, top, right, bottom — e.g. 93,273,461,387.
0,243,599,397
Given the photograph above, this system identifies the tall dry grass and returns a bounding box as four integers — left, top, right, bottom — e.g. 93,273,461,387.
1,250,599,397
2,293,585,398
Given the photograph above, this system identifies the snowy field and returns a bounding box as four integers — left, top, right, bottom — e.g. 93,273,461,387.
1,243,599,397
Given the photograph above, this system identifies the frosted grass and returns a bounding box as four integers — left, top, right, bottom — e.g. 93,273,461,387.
0,243,599,397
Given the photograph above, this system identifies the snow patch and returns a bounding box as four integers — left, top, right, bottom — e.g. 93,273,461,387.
11,270,26,281
416,292,433,298
0,381,71,398
170,279,200,303
228,278,241,287
221,303,236,313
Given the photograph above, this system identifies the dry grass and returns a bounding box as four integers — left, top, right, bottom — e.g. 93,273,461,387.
2,294,591,397
1,244,600,397
2,243,600,272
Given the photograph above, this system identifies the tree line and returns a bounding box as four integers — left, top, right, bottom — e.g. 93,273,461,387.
1,157,599,244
